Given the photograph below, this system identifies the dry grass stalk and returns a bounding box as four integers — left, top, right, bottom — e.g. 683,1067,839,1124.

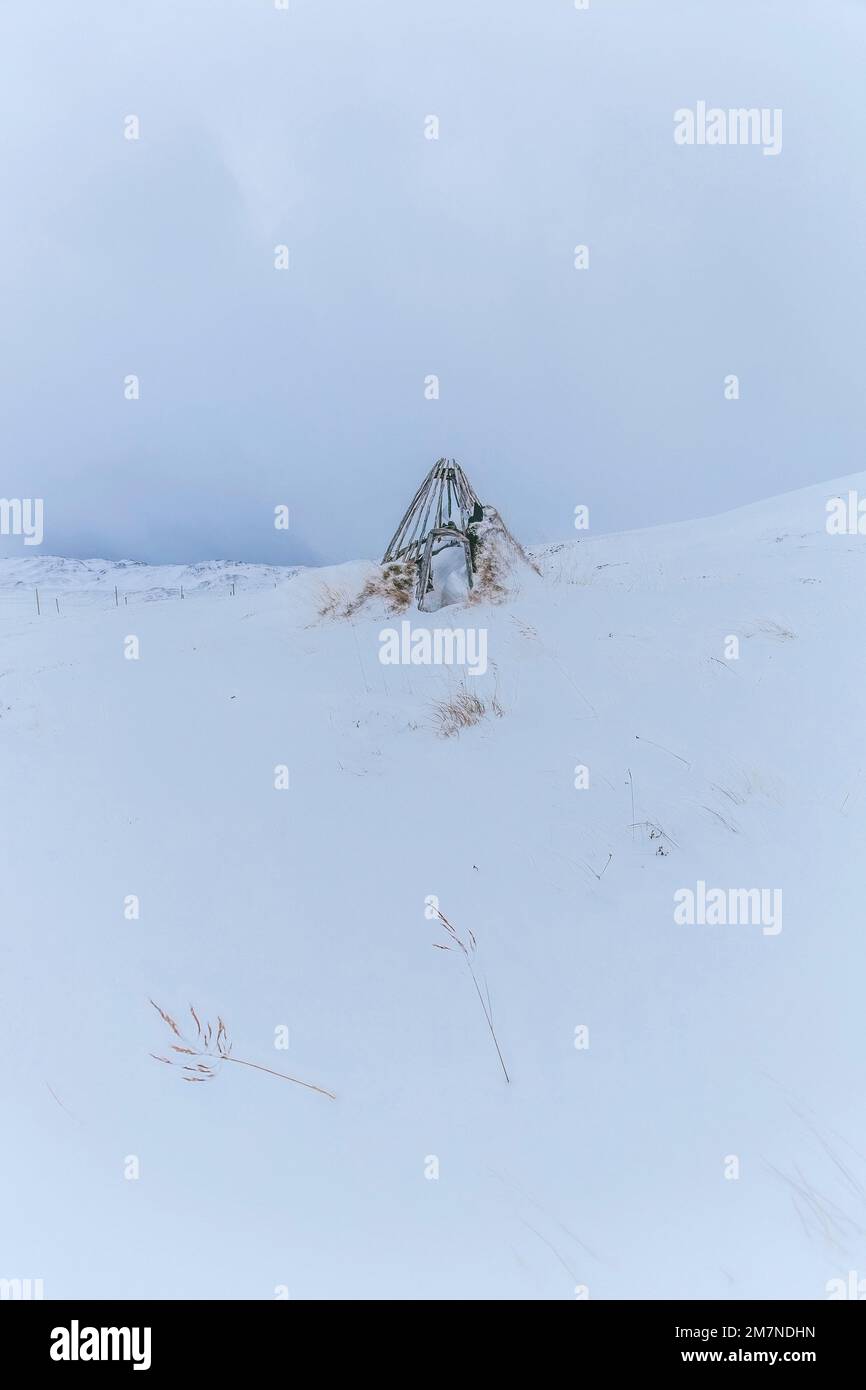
468,508,542,608
431,908,510,1084
149,1001,335,1100
471,544,509,606
317,583,345,620
431,681,502,737
432,683,485,736
318,560,415,622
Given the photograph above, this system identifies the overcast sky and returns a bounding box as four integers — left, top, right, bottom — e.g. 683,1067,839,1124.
1,0,864,566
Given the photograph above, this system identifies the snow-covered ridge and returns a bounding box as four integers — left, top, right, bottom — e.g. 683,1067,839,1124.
0,554,304,612
0,468,860,608
3,468,865,1300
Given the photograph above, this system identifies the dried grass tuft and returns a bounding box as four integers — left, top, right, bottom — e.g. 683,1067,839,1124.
316,583,345,620
149,1000,335,1100
430,681,501,737
471,544,509,606
318,560,415,622
468,507,541,608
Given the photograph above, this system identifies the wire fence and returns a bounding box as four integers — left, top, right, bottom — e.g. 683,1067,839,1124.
0,576,298,621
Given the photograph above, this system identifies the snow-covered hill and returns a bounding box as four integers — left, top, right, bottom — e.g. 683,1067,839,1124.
0,554,303,617
1,474,864,1300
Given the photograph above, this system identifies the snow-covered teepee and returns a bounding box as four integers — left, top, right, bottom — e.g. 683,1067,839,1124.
382,459,482,610
382,458,537,611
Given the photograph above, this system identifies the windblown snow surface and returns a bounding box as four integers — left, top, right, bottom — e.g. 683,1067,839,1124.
1,475,864,1301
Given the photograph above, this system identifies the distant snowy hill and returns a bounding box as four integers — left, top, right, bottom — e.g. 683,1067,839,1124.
1,473,864,1300
0,554,303,614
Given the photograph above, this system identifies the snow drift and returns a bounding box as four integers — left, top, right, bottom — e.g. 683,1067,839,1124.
1,473,864,1300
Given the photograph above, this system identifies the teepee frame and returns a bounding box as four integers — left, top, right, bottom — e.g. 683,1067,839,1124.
383,459,482,609
383,459,480,565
